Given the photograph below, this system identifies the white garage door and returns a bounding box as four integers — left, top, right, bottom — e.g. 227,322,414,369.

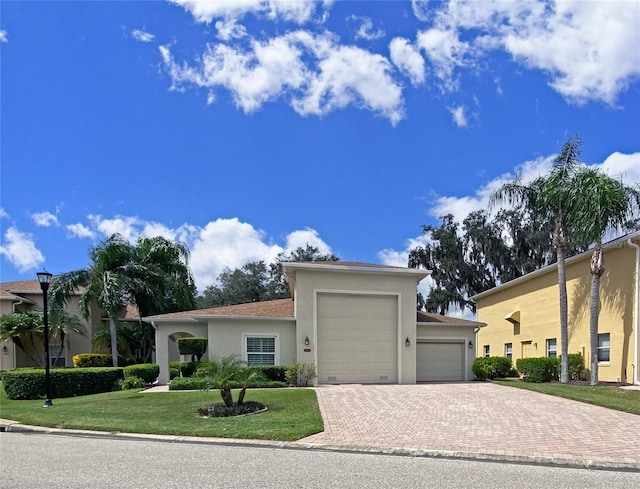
416,342,464,382
317,293,397,384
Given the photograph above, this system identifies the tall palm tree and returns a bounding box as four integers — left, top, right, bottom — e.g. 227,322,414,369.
51,234,137,367
570,168,640,385
48,308,86,365
490,136,584,383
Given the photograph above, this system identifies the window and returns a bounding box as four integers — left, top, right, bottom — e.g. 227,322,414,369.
546,338,557,358
49,341,65,367
504,343,512,359
483,345,490,357
597,333,610,362
245,336,276,366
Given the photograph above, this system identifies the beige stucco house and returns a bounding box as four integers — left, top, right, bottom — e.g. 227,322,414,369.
0,280,96,370
472,231,640,385
147,261,484,385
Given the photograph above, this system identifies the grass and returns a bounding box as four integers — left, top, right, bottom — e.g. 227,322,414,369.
493,379,640,415
0,386,324,441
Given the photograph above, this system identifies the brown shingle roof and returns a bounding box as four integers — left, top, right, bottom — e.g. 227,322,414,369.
417,311,480,324
145,298,295,321
1,280,43,293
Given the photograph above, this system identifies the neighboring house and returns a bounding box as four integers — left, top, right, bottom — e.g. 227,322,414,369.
472,231,640,385
146,261,484,385
0,280,95,369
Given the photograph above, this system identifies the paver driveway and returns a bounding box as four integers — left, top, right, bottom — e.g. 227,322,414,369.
299,383,640,467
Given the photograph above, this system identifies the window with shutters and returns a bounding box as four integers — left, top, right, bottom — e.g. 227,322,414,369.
245,335,277,366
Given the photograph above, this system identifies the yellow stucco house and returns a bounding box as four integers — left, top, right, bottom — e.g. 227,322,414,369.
147,261,484,385
472,231,640,385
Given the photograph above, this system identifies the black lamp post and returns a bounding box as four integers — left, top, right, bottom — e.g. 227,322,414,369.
37,271,53,408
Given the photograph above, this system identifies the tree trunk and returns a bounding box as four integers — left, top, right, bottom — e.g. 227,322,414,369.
555,216,570,384
589,238,605,386
237,387,246,406
220,387,234,407
109,317,119,367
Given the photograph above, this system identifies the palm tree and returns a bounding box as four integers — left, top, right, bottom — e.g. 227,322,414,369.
569,168,640,385
0,310,45,364
51,234,196,367
48,308,86,365
490,136,585,383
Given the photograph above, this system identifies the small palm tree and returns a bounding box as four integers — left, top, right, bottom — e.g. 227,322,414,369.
0,311,44,364
570,168,640,384
48,308,86,365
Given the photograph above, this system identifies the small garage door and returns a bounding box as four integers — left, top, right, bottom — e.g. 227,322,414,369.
317,293,397,384
416,341,464,382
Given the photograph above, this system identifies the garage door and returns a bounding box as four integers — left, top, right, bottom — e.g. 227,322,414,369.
416,342,464,381
317,293,397,384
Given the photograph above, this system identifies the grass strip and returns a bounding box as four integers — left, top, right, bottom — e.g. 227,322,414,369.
493,379,640,415
0,387,323,441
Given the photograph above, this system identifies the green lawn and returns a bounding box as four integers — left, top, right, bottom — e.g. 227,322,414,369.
0,387,324,441
493,379,640,415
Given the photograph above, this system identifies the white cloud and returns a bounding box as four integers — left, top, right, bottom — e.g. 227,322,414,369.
66,223,96,239
161,30,405,124
131,29,155,43
349,16,384,41
0,208,9,219
284,228,332,255
0,30,7,43
215,18,247,41
389,37,425,86
31,211,59,227
448,105,468,127
0,227,45,273
170,0,319,25
413,0,640,105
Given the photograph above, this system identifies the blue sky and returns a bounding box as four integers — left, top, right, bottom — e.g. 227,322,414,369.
1,0,639,296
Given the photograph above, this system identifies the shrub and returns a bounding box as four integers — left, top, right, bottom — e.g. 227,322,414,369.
568,353,586,380
198,400,265,417
123,363,159,384
472,356,513,380
169,377,285,391
177,337,208,361
507,367,520,378
121,375,146,390
169,360,200,378
255,365,287,382
170,367,180,380
73,353,112,368
1,367,122,399
285,362,316,387
516,357,560,383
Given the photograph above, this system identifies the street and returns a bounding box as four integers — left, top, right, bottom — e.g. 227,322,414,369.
1,432,638,488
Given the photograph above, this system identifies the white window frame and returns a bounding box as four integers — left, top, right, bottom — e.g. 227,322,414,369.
483,345,490,357
597,333,610,363
504,343,512,359
546,338,557,358
242,334,279,366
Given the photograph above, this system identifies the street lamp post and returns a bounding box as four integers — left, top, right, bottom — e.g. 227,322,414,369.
37,271,53,408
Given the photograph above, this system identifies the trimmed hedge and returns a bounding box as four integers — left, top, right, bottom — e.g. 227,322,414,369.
1,367,122,400
177,337,208,361
169,377,285,391
169,361,200,378
472,356,513,380
516,357,559,383
123,363,159,384
72,353,136,368
255,365,287,383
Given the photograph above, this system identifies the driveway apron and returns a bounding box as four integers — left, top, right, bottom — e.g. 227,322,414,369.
299,383,640,467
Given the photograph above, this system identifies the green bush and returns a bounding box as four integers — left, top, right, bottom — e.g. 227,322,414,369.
123,363,159,384
516,357,560,383
121,376,146,390
73,353,112,368
176,337,208,361
472,356,513,380
1,367,122,400
169,360,200,378
285,362,316,387
568,353,586,380
255,365,287,382
170,367,180,380
198,401,265,417
169,376,285,391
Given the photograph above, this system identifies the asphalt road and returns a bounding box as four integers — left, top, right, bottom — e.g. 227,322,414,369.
1,432,639,489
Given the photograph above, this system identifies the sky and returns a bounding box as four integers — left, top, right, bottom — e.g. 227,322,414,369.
1,0,639,301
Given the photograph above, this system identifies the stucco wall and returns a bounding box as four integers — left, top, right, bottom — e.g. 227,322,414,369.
476,244,638,383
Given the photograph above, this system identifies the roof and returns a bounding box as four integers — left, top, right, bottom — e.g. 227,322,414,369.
0,279,43,294
144,298,295,321
417,311,483,325
471,230,640,301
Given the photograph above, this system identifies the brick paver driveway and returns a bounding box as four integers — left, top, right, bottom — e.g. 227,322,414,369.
299,383,640,467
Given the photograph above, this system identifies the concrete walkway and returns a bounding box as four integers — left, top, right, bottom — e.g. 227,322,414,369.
297,383,640,470
2,383,639,470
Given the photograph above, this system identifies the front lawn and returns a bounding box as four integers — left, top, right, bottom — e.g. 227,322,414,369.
493,379,640,415
0,386,323,441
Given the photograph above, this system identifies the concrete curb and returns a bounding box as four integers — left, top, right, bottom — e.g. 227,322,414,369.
2,419,638,472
